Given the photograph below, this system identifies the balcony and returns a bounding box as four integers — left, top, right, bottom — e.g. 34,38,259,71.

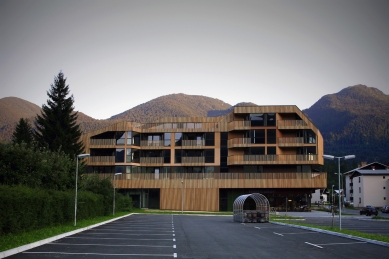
228,120,251,131
278,137,304,147
182,139,206,148
139,122,217,132
140,140,164,149
277,120,310,129
227,154,318,165
228,138,251,148
181,156,205,166
140,157,164,166
90,139,116,146
88,156,115,165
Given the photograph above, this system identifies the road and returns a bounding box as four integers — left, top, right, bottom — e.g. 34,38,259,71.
5,213,389,259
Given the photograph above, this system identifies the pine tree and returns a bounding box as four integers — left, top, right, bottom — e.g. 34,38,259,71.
12,118,34,146
34,71,84,158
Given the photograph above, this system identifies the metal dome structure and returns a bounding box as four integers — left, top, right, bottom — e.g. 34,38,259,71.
233,193,270,223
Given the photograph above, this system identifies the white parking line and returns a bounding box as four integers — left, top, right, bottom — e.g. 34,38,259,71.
50,243,174,248
305,242,323,248
274,232,283,236
23,251,177,257
316,241,368,246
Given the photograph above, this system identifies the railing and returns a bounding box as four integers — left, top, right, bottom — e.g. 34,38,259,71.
105,172,327,180
182,140,205,147
140,140,164,147
277,120,308,127
278,137,304,146
140,157,164,165
136,122,218,132
228,138,251,148
228,154,318,164
89,156,115,163
90,139,116,146
228,120,251,131
181,157,205,165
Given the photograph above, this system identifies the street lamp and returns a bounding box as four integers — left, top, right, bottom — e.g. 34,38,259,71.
74,153,90,227
113,172,122,216
323,154,355,230
181,181,184,214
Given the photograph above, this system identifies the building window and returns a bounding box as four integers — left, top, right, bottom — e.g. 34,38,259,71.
204,149,215,163
175,133,182,146
116,132,125,145
267,129,276,144
164,133,171,146
267,113,276,126
115,149,125,162
384,176,386,179
250,114,264,126
384,187,386,189
163,150,171,163
384,197,386,200
359,187,361,193
359,198,361,203
250,130,265,144
358,177,360,183
267,146,276,155
127,132,132,145
205,132,215,146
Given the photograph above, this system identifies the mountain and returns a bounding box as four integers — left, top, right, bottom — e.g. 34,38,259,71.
110,93,231,121
303,85,389,164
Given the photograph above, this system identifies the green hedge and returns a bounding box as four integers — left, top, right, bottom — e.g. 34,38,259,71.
0,185,110,235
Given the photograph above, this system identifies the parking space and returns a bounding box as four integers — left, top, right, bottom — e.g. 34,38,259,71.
5,213,389,259
7,214,177,259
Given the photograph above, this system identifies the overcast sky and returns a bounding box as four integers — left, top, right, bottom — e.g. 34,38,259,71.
1,0,388,119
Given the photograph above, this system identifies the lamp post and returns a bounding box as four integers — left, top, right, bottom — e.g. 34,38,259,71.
323,154,355,230
74,153,90,227
113,172,122,216
181,181,184,214
332,184,335,228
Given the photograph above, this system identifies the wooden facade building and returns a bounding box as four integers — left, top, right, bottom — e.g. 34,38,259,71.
81,105,326,211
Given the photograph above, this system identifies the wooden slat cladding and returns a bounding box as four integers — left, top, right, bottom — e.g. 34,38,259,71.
228,154,318,165
115,178,326,189
161,187,219,211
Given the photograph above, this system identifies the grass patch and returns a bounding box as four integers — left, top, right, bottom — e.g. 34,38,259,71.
273,220,389,243
0,211,131,252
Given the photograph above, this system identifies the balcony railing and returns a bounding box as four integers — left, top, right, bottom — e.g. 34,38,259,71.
278,137,304,147
277,120,308,129
136,122,218,132
228,138,251,148
140,140,164,147
89,156,115,165
90,139,116,146
140,157,164,165
182,139,205,147
228,120,251,131
228,154,318,165
181,156,205,165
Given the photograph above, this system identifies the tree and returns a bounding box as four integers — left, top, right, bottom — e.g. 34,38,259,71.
12,118,33,146
34,72,84,158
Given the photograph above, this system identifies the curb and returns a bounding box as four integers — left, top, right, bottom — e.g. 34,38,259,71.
271,221,389,248
0,214,133,259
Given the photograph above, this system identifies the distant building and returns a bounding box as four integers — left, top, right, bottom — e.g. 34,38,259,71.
344,162,389,208
81,105,326,211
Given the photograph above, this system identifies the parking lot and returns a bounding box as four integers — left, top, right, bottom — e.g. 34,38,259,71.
5,211,389,259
